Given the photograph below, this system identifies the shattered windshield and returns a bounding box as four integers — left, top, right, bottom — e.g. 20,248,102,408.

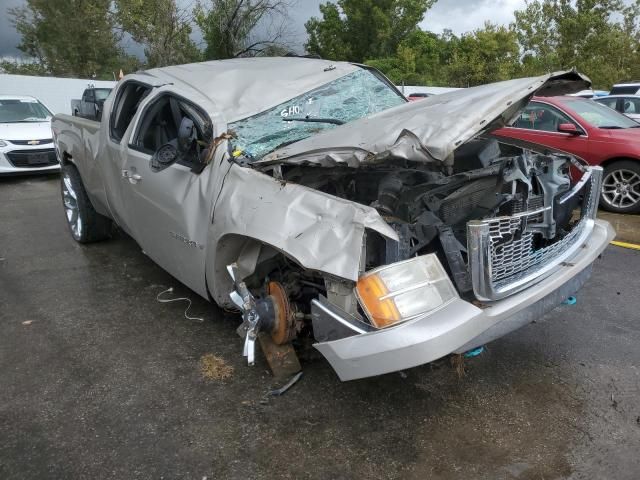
229,68,406,161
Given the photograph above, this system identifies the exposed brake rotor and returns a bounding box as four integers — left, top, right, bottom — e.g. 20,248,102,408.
267,281,297,345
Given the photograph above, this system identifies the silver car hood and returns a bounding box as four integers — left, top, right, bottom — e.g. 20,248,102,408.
257,70,590,168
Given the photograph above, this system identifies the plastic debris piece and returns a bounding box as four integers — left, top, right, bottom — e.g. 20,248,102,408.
464,346,484,358
562,296,577,305
269,371,303,396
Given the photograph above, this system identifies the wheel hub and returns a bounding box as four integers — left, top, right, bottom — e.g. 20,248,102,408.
62,172,82,239
603,168,640,209
267,281,297,345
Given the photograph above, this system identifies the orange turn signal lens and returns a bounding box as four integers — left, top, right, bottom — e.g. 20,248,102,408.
355,274,401,328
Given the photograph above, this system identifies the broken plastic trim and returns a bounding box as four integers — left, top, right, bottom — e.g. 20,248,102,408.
227,263,275,365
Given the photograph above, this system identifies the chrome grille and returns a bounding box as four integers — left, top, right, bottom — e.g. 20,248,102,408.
491,216,587,287
467,167,602,301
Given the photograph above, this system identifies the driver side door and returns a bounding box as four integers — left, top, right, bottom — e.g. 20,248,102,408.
120,92,215,298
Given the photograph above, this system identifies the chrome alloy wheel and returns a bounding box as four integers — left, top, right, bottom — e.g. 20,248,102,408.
62,171,83,239
602,168,640,209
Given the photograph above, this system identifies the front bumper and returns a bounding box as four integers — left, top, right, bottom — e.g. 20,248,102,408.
314,219,615,381
0,144,60,175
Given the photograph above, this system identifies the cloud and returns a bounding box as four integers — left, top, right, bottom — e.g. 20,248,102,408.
0,0,25,57
420,0,526,35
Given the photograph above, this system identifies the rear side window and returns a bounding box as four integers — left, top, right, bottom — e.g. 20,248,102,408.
622,97,640,114
596,97,618,110
110,82,152,142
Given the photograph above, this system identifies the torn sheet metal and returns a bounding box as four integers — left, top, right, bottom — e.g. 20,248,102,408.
207,164,398,307
257,70,591,168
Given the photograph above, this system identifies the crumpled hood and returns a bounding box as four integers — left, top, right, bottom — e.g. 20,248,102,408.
256,70,590,168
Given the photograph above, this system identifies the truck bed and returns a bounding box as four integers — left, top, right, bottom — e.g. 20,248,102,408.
52,114,110,217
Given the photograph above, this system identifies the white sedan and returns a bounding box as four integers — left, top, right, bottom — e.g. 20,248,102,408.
594,95,640,122
0,95,59,175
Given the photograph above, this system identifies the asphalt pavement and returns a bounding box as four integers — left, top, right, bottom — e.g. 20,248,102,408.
1,174,639,480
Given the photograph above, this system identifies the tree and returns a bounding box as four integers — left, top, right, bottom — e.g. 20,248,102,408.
194,0,294,59
514,0,640,87
0,59,48,76
305,0,436,63
444,23,521,87
366,25,520,88
8,0,137,79
115,0,201,68
305,2,351,61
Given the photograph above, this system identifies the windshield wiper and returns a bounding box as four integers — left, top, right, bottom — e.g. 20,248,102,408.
283,116,345,125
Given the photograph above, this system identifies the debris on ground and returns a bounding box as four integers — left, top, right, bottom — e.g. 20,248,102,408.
464,346,485,358
269,371,303,396
21,320,33,326
200,353,234,381
450,354,466,378
156,287,204,322
563,296,577,305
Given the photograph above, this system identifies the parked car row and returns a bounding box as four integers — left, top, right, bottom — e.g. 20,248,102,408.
3,79,639,216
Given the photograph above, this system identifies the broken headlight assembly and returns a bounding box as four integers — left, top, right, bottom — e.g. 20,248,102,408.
355,254,459,328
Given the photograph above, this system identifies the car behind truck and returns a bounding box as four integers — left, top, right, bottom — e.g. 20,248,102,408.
52,58,614,381
71,87,112,121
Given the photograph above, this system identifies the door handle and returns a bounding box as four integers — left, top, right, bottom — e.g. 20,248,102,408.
121,169,142,184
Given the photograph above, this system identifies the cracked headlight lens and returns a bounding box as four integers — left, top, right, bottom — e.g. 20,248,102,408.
355,254,458,328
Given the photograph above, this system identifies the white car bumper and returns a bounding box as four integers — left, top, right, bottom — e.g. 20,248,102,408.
0,141,60,175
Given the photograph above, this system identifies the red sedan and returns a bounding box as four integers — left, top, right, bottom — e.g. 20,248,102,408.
494,96,640,213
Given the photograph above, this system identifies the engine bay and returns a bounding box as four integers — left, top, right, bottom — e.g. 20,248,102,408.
258,138,579,301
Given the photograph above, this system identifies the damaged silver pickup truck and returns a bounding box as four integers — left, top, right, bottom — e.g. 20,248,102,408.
52,58,614,381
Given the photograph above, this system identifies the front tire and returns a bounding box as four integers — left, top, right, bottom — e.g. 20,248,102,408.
600,160,640,214
60,163,112,243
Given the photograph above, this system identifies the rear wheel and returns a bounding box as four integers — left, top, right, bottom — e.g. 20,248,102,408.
600,160,640,213
60,163,112,243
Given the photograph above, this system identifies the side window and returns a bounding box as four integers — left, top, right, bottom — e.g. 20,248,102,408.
511,103,575,132
132,94,211,169
597,98,618,110
110,82,152,142
622,98,640,114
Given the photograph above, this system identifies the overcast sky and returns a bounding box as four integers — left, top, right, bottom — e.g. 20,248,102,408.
0,0,526,59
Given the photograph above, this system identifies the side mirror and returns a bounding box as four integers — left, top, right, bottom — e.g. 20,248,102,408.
558,123,580,135
150,142,177,172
